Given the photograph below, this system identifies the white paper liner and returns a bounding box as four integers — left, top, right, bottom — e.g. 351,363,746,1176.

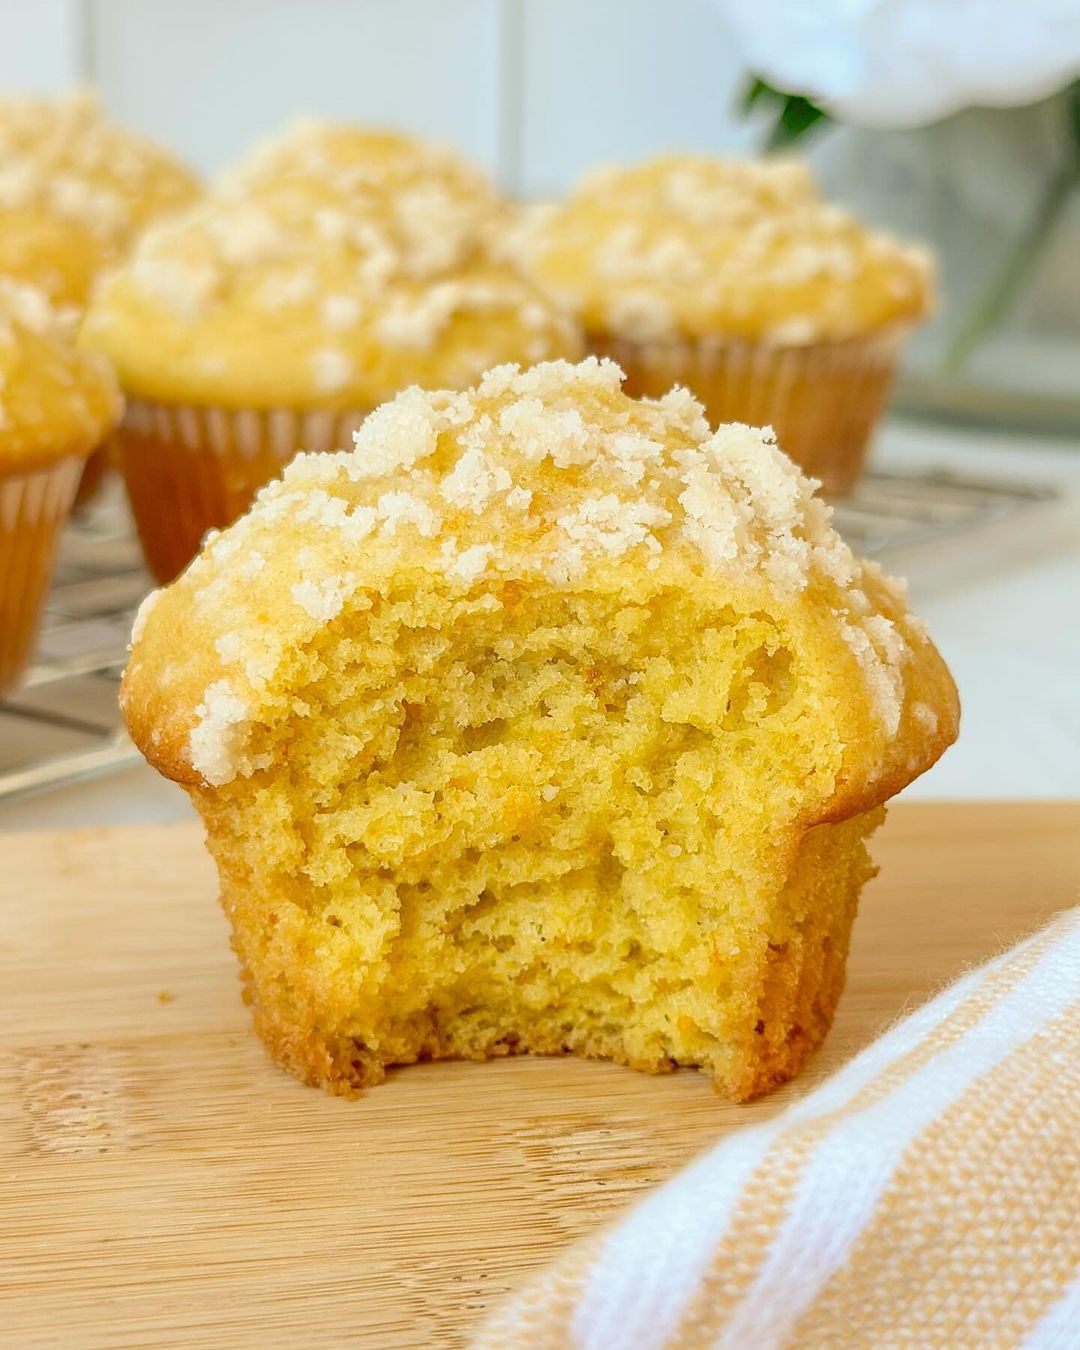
593,329,909,494
115,401,369,584
0,456,83,693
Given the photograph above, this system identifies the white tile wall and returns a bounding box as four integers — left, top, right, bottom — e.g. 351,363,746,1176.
0,0,757,193
87,0,506,179
516,0,752,197
0,0,84,91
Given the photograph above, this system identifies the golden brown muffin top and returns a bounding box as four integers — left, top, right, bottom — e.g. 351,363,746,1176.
81,184,581,410
222,120,505,267
512,154,934,344
122,357,957,798
0,90,200,307
0,279,121,470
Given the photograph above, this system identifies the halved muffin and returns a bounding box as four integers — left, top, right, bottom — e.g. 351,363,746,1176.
121,358,958,1100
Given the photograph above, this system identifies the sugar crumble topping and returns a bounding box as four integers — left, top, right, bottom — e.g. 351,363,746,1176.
0,90,197,243
291,574,357,622
0,277,63,337
372,278,559,352
188,679,251,787
515,154,933,343
123,118,506,325
92,183,577,373
321,294,361,330
837,615,906,738
176,358,919,784
83,121,582,396
311,347,354,393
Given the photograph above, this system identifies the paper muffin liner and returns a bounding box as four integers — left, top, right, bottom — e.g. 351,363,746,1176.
73,444,112,510
0,455,83,696
589,328,910,496
113,401,370,585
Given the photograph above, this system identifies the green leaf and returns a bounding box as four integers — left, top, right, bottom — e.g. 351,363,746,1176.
737,73,831,151
766,95,830,151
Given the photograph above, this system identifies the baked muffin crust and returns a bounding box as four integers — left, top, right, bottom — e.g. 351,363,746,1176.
83,192,580,409
514,154,933,344
125,356,955,799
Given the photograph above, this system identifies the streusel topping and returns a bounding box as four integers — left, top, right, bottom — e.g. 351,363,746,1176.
144,358,917,781
82,191,580,409
0,90,198,244
511,154,933,343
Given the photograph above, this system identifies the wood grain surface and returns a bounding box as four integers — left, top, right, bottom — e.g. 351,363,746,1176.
2,802,1079,1348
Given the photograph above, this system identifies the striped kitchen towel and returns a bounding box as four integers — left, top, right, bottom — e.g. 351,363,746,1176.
475,906,1080,1349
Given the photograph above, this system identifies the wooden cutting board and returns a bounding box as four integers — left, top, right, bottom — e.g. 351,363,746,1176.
2,802,1078,1348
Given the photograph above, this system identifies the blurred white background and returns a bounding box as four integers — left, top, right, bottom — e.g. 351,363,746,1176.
0,0,759,193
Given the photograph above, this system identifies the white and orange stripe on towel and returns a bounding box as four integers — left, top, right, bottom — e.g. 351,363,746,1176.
475,908,1080,1349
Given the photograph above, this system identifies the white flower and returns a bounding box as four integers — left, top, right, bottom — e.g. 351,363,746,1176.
715,0,1080,127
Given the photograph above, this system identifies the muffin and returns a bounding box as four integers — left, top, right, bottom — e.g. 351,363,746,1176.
0,90,199,301
121,357,958,1101
0,90,199,505
513,155,933,494
83,172,580,583
0,280,120,693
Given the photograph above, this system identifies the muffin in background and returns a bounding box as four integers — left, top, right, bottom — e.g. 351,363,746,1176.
120,357,958,1100
223,119,506,253
0,90,199,506
0,280,120,693
512,154,933,494
82,159,581,583
0,89,200,310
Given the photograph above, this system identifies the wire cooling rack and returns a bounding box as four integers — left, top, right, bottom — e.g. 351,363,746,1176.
828,469,1056,556
0,481,147,802
0,466,1058,805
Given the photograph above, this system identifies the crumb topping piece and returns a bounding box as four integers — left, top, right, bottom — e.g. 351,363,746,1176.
0,276,61,338
100,190,539,342
194,355,857,585
222,120,503,276
94,120,524,338
244,354,856,593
